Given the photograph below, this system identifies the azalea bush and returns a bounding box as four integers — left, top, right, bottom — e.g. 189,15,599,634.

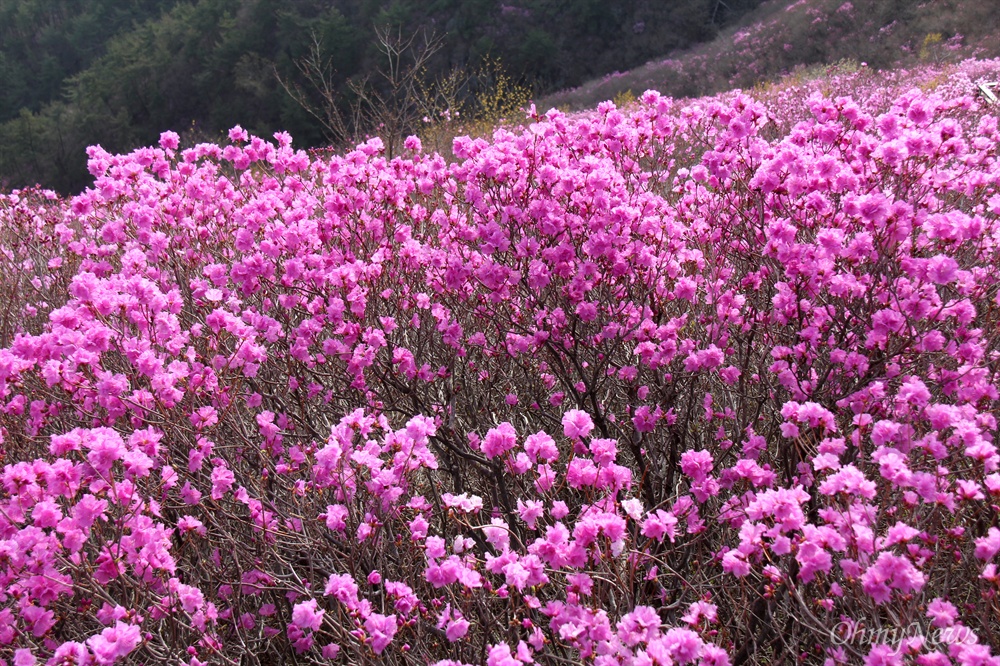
1,58,1000,666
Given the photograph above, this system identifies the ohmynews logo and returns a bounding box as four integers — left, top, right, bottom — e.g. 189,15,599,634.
831,621,976,654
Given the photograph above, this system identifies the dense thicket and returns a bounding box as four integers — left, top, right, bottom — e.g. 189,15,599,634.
1,57,1000,666
0,0,764,194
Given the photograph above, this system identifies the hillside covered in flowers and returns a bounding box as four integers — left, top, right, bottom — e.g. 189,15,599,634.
1,57,999,665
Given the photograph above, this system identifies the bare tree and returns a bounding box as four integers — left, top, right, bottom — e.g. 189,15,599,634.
277,26,444,157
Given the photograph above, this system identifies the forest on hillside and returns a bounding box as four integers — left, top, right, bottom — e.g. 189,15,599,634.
0,0,764,194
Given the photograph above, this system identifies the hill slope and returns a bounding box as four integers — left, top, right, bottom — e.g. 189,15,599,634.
542,0,1000,109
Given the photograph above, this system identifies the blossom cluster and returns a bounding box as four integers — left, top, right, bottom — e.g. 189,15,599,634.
1,58,1000,666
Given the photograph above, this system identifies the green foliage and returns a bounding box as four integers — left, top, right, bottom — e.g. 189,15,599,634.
919,32,944,62
416,55,532,152
612,89,638,108
472,57,533,126
0,0,180,123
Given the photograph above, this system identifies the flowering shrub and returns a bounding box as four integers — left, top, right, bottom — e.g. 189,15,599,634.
1,60,1000,666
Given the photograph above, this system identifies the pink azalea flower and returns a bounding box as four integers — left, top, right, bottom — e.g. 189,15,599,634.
562,410,594,439
86,622,142,664
292,598,325,632
364,612,397,654
481,422,518,459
